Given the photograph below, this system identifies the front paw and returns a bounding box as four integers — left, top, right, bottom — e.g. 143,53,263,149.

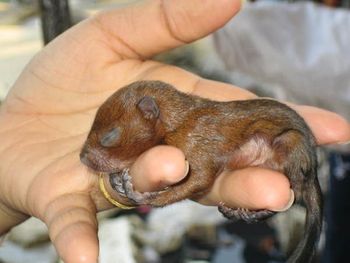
118,169,158,204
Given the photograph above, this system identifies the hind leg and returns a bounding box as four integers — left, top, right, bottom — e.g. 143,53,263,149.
218,203,276,223
271,130,317,199
217,129,309,223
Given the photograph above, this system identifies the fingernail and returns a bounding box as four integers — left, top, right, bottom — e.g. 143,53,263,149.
273,189,295,212
183,160,190,178
338,140,350,145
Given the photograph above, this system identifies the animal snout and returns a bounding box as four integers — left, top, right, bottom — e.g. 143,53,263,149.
80,147,93,168
79,146,108,172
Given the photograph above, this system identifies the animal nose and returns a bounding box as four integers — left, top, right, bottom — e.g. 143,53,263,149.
80,147,92,167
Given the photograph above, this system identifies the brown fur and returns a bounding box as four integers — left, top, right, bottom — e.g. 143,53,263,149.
80,80,322,263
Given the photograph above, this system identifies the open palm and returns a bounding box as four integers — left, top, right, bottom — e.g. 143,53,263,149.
0,1,349,263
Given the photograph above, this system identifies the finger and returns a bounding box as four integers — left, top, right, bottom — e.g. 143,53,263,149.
190,80,349,143
142,66,349,145
147,66,350,144
292,105,350,145
150,67,349,144
109,145,294,213
92,0,241,59
198,167,294,212
43,194,98,263
129,145,188,192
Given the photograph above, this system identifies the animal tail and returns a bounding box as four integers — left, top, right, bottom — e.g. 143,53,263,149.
287,165,323,263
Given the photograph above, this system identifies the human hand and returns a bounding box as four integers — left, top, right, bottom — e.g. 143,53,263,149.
0,0,349,262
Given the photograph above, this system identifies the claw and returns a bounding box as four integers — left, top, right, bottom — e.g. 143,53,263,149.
109,172,126,197
218,204,276,223
119,168,157,204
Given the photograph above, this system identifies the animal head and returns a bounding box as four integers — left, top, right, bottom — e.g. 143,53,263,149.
80,84,164,173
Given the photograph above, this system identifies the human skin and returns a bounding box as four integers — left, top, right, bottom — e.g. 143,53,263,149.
0,1,349,263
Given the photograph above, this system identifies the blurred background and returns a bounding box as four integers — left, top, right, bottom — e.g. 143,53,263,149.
0,0,349,262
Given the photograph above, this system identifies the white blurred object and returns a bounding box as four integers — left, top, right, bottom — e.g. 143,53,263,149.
0,18,41,100
0,217,57,263
0,241,57,263
136,201,224,254
99,217,136,263
213,1,350,121
7,217,49,246
270,205,306,255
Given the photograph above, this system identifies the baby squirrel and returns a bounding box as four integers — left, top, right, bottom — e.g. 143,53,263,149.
80,80,322,263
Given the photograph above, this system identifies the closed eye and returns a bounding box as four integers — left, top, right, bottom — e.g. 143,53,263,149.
100,127,121,147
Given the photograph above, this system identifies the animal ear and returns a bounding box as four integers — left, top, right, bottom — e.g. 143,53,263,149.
137,96,160,120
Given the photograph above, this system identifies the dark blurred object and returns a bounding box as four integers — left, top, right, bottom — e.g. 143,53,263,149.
248,0,350,8
322,152,350,263
10,0,35,4
158,220,286,263
38,0,72,44
183,224,219,262
159,224,219,263
154,44,232,84
224,221,286,263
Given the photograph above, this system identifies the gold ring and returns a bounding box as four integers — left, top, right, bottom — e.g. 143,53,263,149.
98,173,135,210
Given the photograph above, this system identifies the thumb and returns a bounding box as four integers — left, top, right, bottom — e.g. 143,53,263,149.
92,0,241,58
44,193,98,263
